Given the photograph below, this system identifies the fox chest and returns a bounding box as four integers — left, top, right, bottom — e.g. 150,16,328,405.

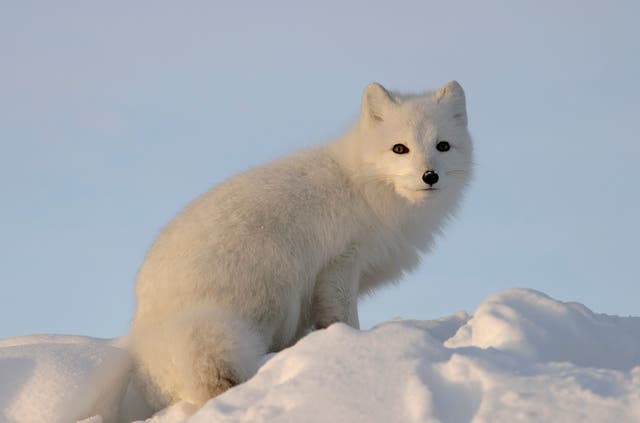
354,226,423,292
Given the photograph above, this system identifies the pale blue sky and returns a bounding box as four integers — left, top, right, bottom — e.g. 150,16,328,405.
1,1,638,338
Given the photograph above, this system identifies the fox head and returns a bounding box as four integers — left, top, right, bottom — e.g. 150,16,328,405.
353,81,473,207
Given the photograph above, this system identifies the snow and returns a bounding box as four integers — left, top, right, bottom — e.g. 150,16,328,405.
1,289,639,423
445,289,640,370
0,335,131,423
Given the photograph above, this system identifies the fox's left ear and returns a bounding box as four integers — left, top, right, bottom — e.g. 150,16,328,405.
435,81,467,126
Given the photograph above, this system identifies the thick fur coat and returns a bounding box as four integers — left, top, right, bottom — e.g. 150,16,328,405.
131,81,473,409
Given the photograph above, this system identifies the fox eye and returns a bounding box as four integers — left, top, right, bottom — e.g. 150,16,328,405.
392,144,410,154
436,141,450,152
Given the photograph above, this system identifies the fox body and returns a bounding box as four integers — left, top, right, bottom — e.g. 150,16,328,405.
131,81,473,409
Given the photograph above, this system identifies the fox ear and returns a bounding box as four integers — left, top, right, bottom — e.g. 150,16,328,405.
361,82,395,125
435,81,467,126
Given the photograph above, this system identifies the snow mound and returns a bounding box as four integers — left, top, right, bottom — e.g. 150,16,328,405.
1,289,639,423
0,335,131,423
181,289,640,423
446,288,640,370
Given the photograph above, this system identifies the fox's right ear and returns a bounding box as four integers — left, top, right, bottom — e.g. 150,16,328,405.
361,82,395,126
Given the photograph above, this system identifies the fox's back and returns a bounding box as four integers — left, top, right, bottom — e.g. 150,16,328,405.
134,147,368,320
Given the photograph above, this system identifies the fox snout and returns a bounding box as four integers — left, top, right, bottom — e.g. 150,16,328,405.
422,170,439,187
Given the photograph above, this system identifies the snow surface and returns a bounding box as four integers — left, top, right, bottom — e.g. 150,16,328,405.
1,289,639,423
0,335,131,423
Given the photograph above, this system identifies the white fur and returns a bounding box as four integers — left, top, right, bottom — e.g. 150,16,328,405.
130,81,473,410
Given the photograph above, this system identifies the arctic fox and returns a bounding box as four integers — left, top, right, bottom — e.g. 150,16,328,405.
130,81,473,410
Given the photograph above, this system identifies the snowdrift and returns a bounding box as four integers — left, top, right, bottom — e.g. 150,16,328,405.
0,335,131,423
1,289,639,423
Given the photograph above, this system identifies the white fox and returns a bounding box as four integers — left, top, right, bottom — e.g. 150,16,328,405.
130,81,473,410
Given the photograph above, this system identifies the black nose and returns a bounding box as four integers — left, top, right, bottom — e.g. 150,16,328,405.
422,170,439,186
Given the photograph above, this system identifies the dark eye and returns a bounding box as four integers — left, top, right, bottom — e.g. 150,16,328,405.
436,141,450,152
392,143,410,154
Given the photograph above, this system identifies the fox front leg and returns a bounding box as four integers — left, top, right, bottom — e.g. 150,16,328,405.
312,244,360,330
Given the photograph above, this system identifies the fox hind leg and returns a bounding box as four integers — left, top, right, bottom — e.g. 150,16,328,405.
131,305,266,409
